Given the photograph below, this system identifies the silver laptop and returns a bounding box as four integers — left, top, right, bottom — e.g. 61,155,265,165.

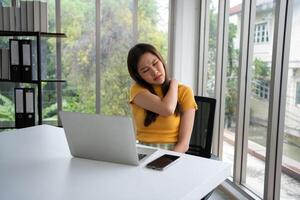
59,111,156,166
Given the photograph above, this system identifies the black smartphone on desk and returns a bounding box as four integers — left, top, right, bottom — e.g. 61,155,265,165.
146,154,180,171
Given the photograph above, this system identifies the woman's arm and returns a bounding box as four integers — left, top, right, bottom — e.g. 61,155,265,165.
132,79,179,116
173,108,195,153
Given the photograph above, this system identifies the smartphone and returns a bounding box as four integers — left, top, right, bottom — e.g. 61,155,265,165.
146,154,180,170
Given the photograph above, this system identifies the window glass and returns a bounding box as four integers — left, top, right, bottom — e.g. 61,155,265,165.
99,0,169,116
41,0,57,125
0,0,13,130
59,0,169,117
0,0,10,6
138,0,169,59
61,0,96,114
206,0,219,97
98,0,132,116
280,0,300,198
245,0,275,197
0,83,15,130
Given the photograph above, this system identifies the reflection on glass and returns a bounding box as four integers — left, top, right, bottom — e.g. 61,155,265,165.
245,0,275,197
206,0,219,97
223,0,242,176
281,0,300,198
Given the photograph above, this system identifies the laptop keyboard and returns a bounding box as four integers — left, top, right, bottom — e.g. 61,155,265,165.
138,153,147,160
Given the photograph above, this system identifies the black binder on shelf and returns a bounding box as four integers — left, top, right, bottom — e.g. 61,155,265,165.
14,88,35,128
14,88,25,128
24,88,35,127
9,39,22,81
9,39,34,81
20,40,32,81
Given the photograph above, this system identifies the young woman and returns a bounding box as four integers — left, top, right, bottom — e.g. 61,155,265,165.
127,43,197,153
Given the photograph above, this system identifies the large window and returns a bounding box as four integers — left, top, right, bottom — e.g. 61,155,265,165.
59,0,169,118
0,0,169,129
200,0,299,199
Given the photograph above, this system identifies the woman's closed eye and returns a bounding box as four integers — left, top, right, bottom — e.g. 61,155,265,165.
141,68,149,73
153,60,158,66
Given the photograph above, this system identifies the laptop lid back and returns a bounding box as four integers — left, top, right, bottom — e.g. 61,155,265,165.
59,111,139,165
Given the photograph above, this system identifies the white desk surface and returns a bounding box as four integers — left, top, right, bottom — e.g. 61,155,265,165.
0,125,230,200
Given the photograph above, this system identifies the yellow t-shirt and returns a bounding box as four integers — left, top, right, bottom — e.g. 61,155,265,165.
129,83,197,143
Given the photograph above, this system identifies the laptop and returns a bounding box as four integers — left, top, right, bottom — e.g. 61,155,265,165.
59,111,157,166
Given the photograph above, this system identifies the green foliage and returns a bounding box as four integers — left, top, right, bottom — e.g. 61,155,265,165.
207,3,218,97
253,58,270,80
55,0,167,116
138,0,168,58
0,0,10,6
0,94,14,121
101,65,131,116
225,22,239,127
43,103,57,120
0,0,169,123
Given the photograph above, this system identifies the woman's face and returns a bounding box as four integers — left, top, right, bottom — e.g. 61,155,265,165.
137,52,165,85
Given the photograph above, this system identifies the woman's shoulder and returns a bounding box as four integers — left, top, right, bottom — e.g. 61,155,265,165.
178,83,198,111
178,83,195,98
178,83,193,92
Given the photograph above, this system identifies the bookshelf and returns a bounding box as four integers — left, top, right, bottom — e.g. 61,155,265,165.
0,31,66,129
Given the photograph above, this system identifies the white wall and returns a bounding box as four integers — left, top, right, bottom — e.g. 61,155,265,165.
172,0,200,92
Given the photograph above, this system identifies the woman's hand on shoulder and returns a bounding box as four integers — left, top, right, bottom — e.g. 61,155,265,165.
132,79,179,116
170,78,179,88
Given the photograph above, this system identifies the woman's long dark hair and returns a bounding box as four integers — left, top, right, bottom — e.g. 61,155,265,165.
127,43,180,126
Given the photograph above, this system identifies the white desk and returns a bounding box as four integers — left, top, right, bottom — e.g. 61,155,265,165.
0,125,230,200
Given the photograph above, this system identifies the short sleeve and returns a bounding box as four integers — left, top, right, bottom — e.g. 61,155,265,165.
129,83,148,103
178,85,198,112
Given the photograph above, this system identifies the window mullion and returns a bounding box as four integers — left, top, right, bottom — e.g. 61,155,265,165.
201,0,210,96
96,0,101,114
212,0,227,157
234,0,256,185
197,0,208,96
168,0,175,76
56,0,62,124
